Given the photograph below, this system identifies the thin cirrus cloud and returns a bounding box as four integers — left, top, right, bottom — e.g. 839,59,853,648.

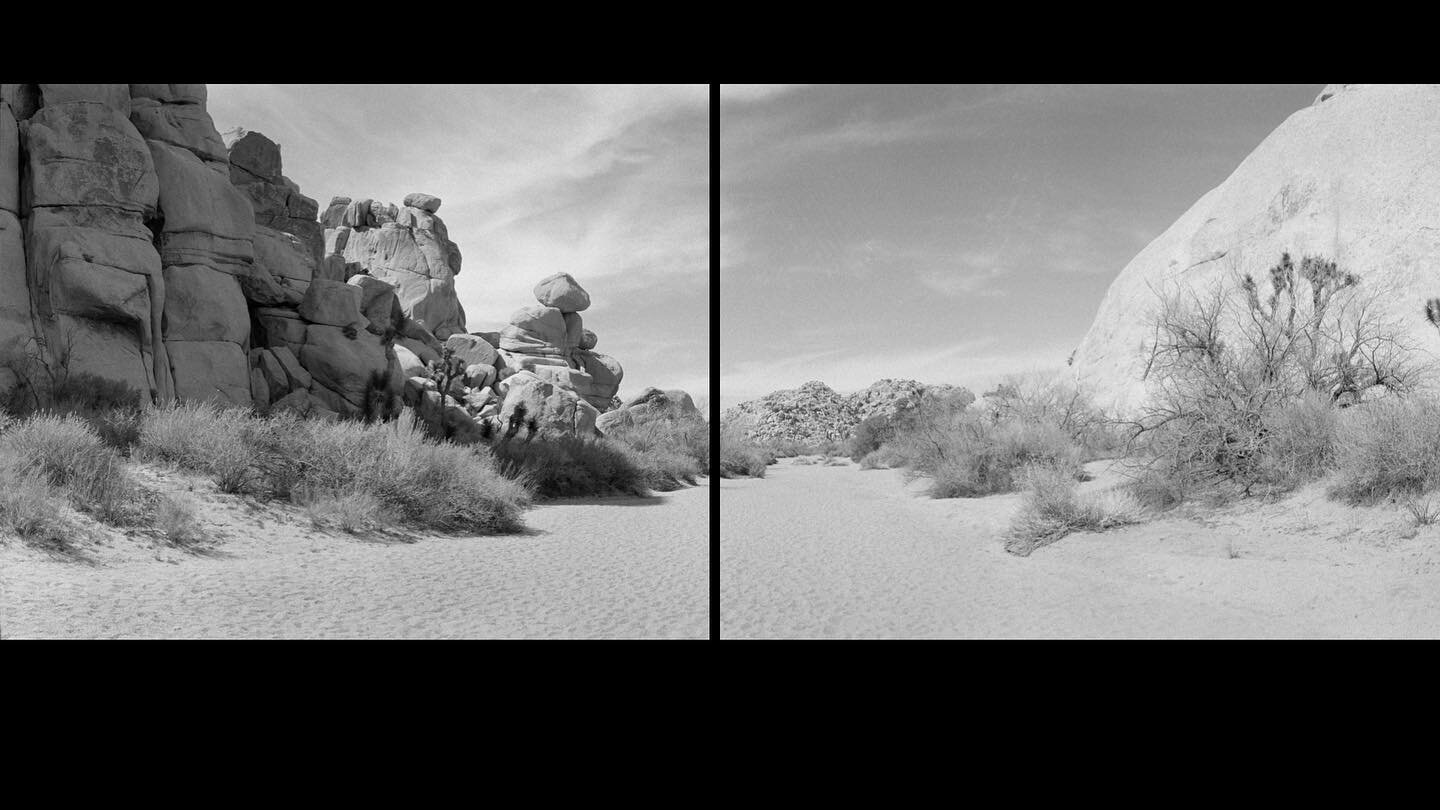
206,84,709,402
721,83,1326,409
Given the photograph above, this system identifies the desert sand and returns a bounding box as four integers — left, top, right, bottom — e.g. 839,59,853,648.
0,464,709,640
721,458,1440,639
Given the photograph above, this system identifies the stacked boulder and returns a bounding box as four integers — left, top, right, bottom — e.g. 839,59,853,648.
496,272,624,412
393,273,627,441
320,192,465,339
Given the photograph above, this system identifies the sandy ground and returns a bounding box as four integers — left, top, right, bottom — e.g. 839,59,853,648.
721,457,1440,638
0,464,709,639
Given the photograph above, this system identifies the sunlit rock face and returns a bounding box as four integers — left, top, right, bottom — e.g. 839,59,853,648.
320,192,465,340
1071,84,1440,415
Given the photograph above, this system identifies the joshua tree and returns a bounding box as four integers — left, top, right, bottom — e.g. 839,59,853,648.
426,346,466,440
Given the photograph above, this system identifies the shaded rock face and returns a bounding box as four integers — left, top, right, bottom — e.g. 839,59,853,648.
1070,84,1440,415
722,378,959,445
0,83,408,419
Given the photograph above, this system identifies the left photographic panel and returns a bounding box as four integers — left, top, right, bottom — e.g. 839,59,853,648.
0,83,711,639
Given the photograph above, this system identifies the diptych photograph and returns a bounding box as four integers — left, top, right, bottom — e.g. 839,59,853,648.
6,83,1440,639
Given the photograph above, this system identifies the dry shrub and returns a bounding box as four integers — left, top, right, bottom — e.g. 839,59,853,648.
858,444,905,470
1006,465,1146,556
1130,255,1416,503
603,412,709,491
719,423,774,478
492,431,649,498
298,487,384,534
137,402,259,494
138,404,530,534
0,453,75,546
1330,397,1440,504
1259,390,1340,485
914,417,1082,499
0,412,144,525
156,493,204,546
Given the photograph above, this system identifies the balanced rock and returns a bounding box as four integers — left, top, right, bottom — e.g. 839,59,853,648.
533,272,590,313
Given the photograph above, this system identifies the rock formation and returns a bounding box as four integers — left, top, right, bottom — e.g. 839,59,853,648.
596,387,698,433
722,379,958,445
320,192,464,339
0,83,638,445
1071,83,1440,415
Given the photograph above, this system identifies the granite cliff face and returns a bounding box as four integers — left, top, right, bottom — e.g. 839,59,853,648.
723,379,960,445
0,83,633,441
1070,83,1440,414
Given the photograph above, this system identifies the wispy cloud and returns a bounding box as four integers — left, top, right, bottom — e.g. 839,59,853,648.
720,85,809,105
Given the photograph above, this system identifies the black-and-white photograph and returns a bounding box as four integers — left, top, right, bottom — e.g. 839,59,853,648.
720,83,1440,638
0,83,709,639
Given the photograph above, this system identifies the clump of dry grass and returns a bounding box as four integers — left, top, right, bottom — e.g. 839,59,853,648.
1,412,145,526
602,411,709,491
1006,465,1146,557
0,453,77,548
719,423,774,478
298,487,385,534
1330,397,1440,505
137,404,531,535
156,493,205,546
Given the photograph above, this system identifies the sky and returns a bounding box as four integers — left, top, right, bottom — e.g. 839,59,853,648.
207,84,710,405
719,84,1326,412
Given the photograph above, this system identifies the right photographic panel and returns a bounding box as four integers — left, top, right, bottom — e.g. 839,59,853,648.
719,83,1440,639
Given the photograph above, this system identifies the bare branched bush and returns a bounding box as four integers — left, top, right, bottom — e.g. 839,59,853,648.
1005,464,1146,556
1125,253,1417,502
981,373,1119,458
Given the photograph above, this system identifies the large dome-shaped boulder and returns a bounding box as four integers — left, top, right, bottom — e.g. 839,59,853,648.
1071,84,1440,415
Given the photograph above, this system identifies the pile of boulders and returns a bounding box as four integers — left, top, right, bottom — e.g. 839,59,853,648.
1,83,681,448
395,271,626,441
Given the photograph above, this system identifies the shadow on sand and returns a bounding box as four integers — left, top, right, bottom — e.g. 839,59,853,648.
538,493,669,507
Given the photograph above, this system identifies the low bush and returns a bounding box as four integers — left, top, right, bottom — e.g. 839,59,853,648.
492,433,650,498
892,414,1083,499
719,423,774,478
137,404,530,534
1330,397,1440,504
0,453,75,547
298,487,384,534
857,445,905,470
602,411,709,491
156,493,205,546
0,412,145,525
1006,465,1145,556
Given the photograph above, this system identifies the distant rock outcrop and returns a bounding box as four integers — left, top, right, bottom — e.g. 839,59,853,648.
722,378,956,445
1071,83,1440,415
